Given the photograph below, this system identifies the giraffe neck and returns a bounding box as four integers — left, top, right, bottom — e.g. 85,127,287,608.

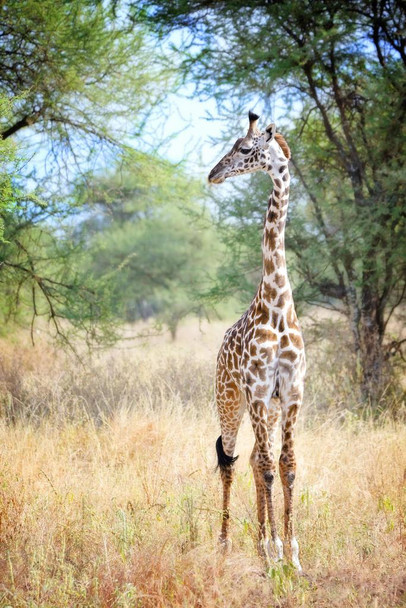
260,169,291,307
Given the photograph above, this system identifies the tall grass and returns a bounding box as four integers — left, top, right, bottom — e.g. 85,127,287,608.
0,319,405,607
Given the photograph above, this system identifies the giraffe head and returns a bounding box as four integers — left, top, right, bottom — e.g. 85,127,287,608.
208,111,290,184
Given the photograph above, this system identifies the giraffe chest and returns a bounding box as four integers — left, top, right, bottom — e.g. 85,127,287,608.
218,306,305,395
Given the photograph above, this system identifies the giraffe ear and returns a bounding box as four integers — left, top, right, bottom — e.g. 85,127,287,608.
265,123,276,142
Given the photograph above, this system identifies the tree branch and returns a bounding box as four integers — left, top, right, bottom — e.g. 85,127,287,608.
1,113,41,139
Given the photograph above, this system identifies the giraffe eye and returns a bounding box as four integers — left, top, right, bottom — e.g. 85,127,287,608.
240,147,251,155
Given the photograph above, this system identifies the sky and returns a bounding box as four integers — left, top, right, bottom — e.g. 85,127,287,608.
151,88,223,175
15,19,289,199
17,87,288,206
18,85,224,189
148,86,289,181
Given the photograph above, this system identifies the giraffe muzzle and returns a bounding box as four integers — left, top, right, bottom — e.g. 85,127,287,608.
208,167,226,184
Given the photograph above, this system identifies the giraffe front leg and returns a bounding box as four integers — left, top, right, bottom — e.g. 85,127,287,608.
250,441,283,565
266,399,284,562
279,398,302,571
250,442,268,562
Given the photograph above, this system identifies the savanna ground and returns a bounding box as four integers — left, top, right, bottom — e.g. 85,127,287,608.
0,316,405,607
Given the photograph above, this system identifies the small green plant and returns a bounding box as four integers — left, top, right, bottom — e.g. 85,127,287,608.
267,563,296,598
114,583,142,607
378,494,396,534
179,487,200,551
378,495,395,513
114,508,137,559
300,487,313,516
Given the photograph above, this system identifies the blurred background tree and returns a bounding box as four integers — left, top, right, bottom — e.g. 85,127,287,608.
143,0,406,403
75,157,221,339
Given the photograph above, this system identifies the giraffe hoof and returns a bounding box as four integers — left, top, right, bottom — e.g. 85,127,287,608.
218,536,232,554
257,539,271,569
291,537,302,571
284,537,302,571
257,538,268,559
267,536,284,562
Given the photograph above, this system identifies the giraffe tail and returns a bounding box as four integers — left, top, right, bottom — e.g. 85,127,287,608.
216,435,238,471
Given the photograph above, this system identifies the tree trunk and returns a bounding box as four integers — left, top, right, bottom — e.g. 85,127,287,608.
359,324,386,404
168,319,179,341
359,282,387,405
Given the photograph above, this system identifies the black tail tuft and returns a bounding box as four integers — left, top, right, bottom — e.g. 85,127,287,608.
216,435,238,471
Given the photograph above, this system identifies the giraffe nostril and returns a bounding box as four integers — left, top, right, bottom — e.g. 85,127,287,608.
208,168,225,184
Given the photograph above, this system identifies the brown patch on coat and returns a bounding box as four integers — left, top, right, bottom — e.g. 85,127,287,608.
255,303,270,324
276,291,289,309
274,273,286,288
290,333,304,349
280,349,298,362
271,310,280,327
267,209,279,223
264,227,278,251
273,178,282,191
263,256,275,276
255,328,277,344
259,346,276,364
250,343,258,357
262,282,278,302
249,360,266,381
287,305,297,325
225,386,238,400
288,404,298,420
272,250,285,268
254,384,269,399
280,335,290,349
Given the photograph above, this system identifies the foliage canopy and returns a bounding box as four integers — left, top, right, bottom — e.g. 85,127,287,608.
0,0,170,172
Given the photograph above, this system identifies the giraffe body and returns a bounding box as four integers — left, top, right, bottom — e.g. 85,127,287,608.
209,112,306,570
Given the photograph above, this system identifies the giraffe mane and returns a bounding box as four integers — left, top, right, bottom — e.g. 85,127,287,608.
275,133,291,160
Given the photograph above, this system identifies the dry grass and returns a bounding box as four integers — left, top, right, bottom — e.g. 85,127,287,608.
0,319,405,607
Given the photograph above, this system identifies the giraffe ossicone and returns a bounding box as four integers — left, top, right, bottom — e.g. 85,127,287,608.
210,111,306,572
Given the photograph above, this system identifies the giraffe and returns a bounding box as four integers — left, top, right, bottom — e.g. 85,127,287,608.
208,111,306,571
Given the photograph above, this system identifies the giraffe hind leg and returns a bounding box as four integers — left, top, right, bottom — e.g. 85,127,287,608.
216,434,239,552
216,435,239,469
215,383,244,551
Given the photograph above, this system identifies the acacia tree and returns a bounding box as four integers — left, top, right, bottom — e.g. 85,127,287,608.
144,0,406,402
0,0,172,344
0,0,169,164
